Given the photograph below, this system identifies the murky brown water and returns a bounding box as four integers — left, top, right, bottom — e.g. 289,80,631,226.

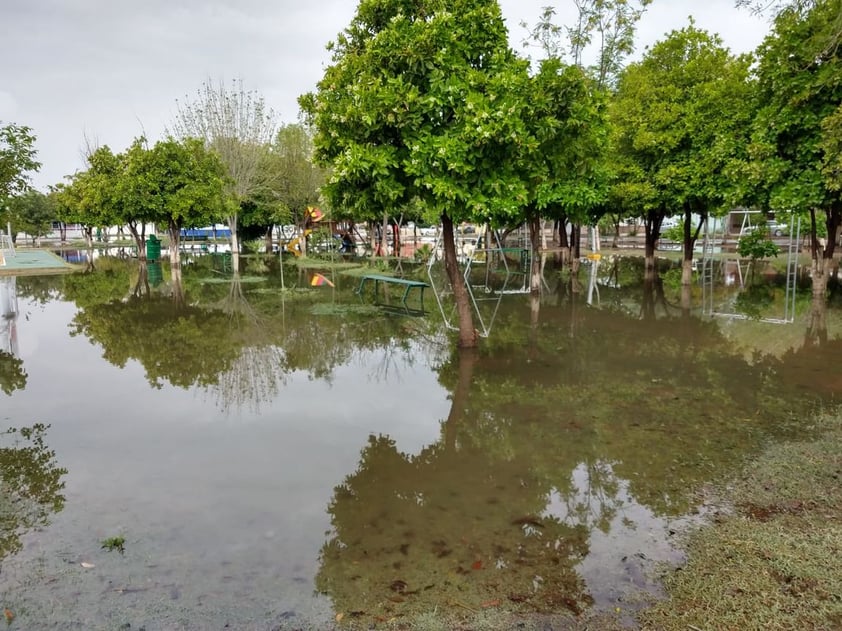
0,255,839,629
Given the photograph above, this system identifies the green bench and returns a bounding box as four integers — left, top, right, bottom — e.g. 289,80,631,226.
356,274,429,310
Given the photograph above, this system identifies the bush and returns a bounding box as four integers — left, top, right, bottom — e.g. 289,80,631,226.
737,228,779,261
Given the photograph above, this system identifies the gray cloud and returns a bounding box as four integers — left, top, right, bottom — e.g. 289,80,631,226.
0,0,767,189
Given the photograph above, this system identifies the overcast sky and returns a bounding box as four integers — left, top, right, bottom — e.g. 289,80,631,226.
0,0,770,190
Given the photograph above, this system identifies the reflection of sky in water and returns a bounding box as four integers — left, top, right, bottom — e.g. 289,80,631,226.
544,464,701,611
2,273,837,628
1,293,450,627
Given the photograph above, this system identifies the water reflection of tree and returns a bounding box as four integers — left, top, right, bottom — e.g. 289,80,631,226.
70,296,238,388
316,298,823,624
0,351,26,395
0,424,66,560
317,351,592,625
64,262,445,409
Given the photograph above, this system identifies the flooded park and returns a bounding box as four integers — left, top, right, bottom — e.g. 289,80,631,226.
1,249,840,630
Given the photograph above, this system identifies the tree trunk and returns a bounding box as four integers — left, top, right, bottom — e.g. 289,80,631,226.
558,218,570,264
528,214,542,295
228,215,240,274
168,221,181,273
442,213,477,348
806,293,828,347
369,221,377,260
443,349,477,450
680,284,692,316
567,223,581,278
380,213,389,257
681,258,694,287
644,211,664,284
641,278,657,320
264,226,273,255
126,222,147,262
811,256,832,298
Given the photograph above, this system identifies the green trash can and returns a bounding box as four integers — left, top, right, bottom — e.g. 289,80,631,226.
146,235,161,261
147,262,163,287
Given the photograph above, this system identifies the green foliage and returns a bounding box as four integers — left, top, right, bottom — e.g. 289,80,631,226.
747,0,842,257
125,137,227,232
247,123,323,229
52,137,228,248
0,424,66,560
737,227,780,261
611,23,753,228
660,224,684,243
300,0,532,224
522,58,609,227
413,243,433,263
0,351,27,396
5,190,57,244
0,122,40,199
522,1,652,88
100,535,126,553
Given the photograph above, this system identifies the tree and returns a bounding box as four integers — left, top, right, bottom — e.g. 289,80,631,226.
0,123,40,200
246,123,324,252
524,1,653,88
516,59,607,292
124,138,227,274
301,0,535,347
51,170,108,249
747,0,842,297
84,143,155,260
611,24,753,283
6,190,57,245
170,80,277,273
521,1,650,274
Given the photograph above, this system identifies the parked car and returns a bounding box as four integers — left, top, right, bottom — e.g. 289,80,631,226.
766,220,788,237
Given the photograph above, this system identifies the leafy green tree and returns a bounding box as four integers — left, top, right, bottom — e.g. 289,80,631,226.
51,158,117,249
5,190,57,245
301,0,537,347
242,123,323,252
123,138,227,273
85,143,155,260
521,1,649,271
170,80,277,272
747,0,842,297
611,24,753,282
517,59,607,292
0,123,40,200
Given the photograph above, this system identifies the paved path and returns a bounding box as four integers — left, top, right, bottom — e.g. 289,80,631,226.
0,248,74,275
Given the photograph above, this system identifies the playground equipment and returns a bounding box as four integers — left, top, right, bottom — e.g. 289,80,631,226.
0,229,14,266
426,224,534,338
0,277,19,355
700,211,801,324
285,207,324,256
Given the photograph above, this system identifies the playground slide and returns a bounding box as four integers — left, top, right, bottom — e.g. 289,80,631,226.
285,229,312,256
284,207,325,256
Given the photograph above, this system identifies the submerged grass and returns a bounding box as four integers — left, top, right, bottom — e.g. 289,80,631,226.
337,412,842,631
640,411,842,631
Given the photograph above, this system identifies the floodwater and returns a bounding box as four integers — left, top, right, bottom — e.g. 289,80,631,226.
0,254,839,630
